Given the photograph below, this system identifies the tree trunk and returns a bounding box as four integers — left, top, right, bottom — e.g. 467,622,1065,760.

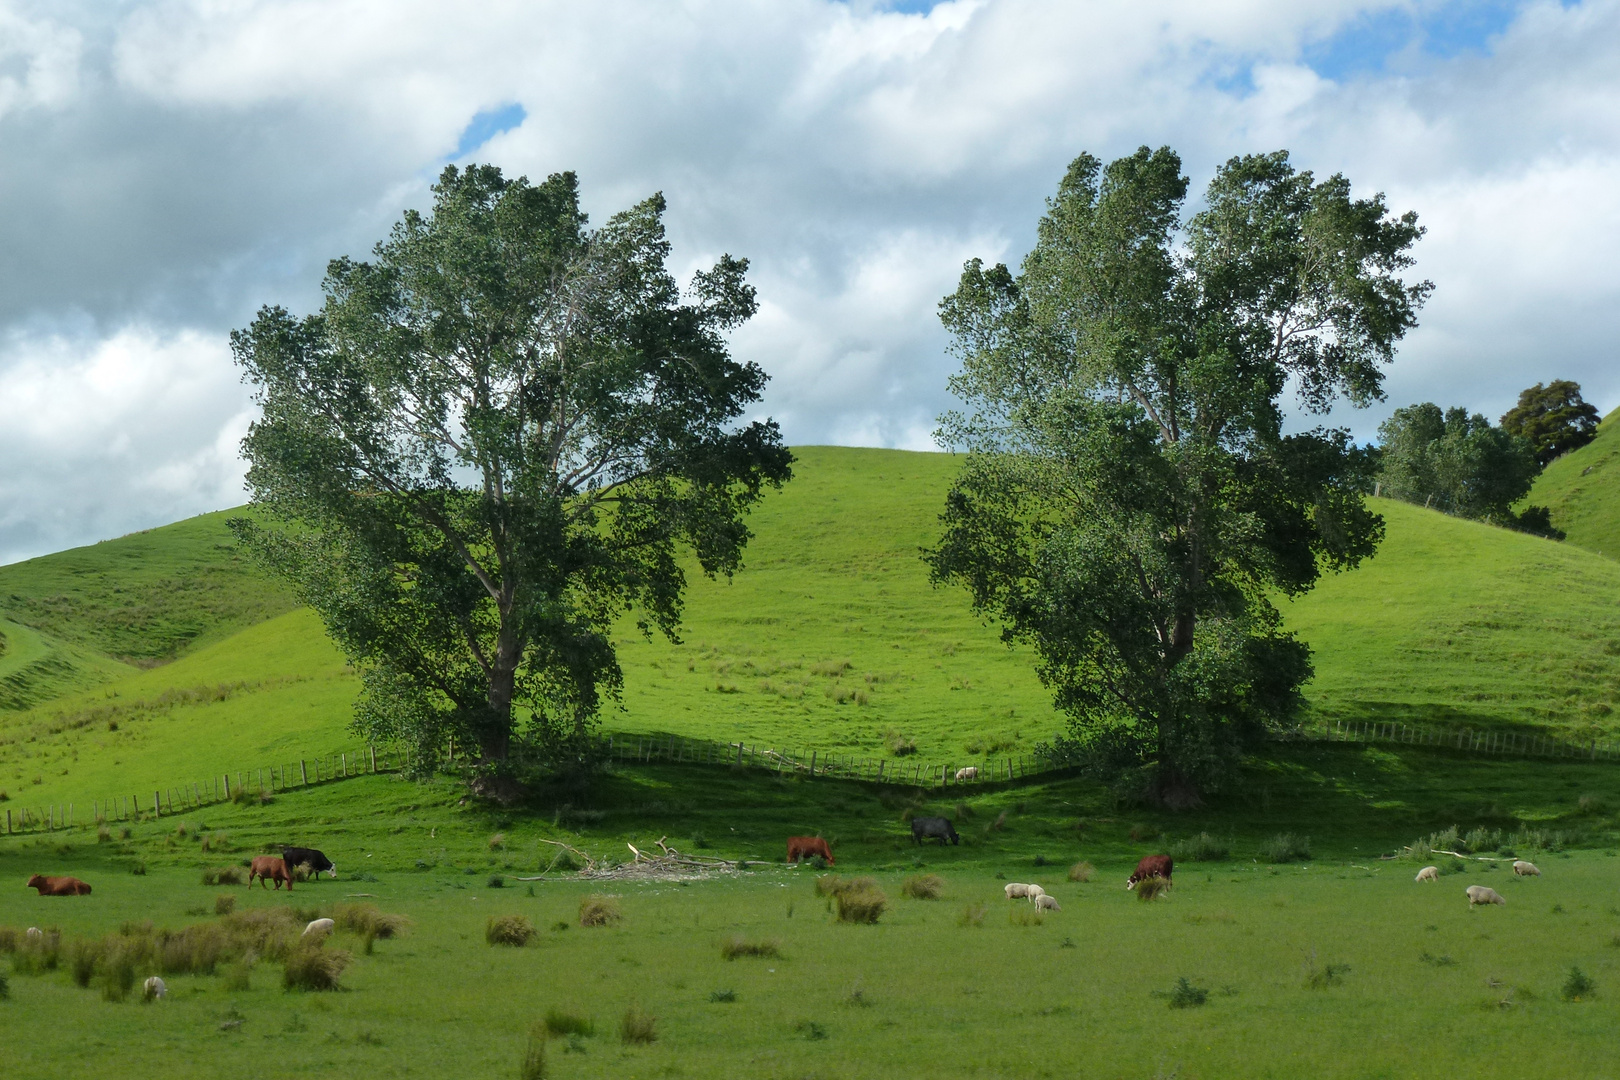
482,651,518,763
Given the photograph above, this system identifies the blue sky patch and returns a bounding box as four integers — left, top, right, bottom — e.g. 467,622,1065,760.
1304,1,1526,81
453,102,527,159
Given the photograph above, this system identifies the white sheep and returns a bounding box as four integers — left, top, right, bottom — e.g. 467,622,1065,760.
143,976,167,1001
1033,893,1061,911
1004,882,1033,900
1415,866,1439,883
1466,885,1506,906
302,917,336,941
1026,884,1046,903
954,766,979,781
25,926,42,942
1512,860,1541,877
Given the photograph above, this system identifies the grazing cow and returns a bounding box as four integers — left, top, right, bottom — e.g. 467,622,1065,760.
248,856,294,890
1004,883,1033,900
1415,866,1439,883
954,767,979,782
1126,855,1173,891
26,874,91,896
1034,893,1061,912
1512,860,1541,877
910,816,960,846
282,846,337,879
302,917,335,942
786,837,835,865
1466,885,1506,906
143,976,167,1001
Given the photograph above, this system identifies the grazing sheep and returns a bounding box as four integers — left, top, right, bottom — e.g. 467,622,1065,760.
302,917,335,941
1034,893,1060,911
1466,885,1506,906
25,927,42,941
143,976,167,1001
1004,883,1033,900
1026,884,1046,903
1415,866,1439,883
954,766,979,782
1512,860,1541,877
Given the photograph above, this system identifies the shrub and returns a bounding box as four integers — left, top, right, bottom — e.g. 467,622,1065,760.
619,1004,658,1044
721,936,781,960
69,938,102,988
283,946,351,991
214,895,236,916
1135,877,1170,902
488,875,506,889
901,874,944,900
1167,977,1208,1008
958,902,987,928
543,1007,595,1037
1563,966,1596,1002
486,915,535,947
579,895,622,928
1169,833,1230,862
98,945,137,1002
1068,861,1095,883
1258,833,1312,863
835,885,887,924
520,1022,549,1080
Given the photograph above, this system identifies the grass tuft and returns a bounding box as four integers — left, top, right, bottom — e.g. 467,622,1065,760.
214,894,236,916
1562,966,1596,1001
1166,977,1208,1008
1068,861,1095,883
282,946,351,991
579,895,622,928
520,1021,549,1080
1169,832,1230,862
958,902,987,928
721,935,782,960
901,873,944,900
1135,877,1170,902
619,1004,658,1045
485,915,535,947
709,989,737,1003
543,1007,595,1037
834,884,888,924
1258,833,1312,863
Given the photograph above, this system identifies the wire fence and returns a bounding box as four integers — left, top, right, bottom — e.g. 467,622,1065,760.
4,718,1614,838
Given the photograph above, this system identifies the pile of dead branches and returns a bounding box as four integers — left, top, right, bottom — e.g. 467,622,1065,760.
518,837,748,882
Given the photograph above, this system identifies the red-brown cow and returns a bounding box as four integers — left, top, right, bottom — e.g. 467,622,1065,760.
1126,854,1173,890
248,856,294,890
786,836,835,865
26,874,91,896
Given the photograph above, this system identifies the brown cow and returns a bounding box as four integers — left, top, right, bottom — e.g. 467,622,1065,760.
786,836,834,865
26,874,91,896
1126,854,1173,890
248,856,294,890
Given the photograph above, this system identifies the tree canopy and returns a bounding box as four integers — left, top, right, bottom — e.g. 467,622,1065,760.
1500,380,1601,466
231,165,792,789
927,147,1429,802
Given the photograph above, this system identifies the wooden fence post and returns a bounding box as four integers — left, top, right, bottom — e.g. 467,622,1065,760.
153,791,161,817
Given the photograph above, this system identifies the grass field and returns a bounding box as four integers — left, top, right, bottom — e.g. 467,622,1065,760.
1526,406,1620,559
2,743,1619,1079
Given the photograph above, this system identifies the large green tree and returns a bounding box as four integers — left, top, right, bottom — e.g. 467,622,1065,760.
231,165,791,787
927,147,1429,802
1500,380,1600,466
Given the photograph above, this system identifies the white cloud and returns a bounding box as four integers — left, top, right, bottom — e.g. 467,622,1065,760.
0,0,1618,559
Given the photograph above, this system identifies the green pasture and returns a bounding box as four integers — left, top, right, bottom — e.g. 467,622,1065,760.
1527,405,1620,559
3,746,1620,1080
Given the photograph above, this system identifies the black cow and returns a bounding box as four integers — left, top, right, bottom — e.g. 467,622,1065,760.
281,846,337,879
910,816,960,846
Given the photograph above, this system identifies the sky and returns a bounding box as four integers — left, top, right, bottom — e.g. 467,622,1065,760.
0,0,1616,563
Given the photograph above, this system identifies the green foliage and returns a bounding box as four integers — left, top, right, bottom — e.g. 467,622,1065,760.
1165,977,1208,1008
1523,406,1620,558
231,163,791,778
1376,403,1551,532
1501,381,1600,467
1258,833,1312,863
1562,966,1595,1002
1168,832,1229,862
930,147,1423,797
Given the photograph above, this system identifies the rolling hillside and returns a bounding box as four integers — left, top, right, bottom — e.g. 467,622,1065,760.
1525,405,1620,558
5,446,1620,810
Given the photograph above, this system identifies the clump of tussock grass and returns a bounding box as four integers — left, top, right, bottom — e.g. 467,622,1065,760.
0,926,21,952
543,1007,595,1037
709,989,736,1003
619,1004,658,1044
487,875,506,888
520,1021,549,1080
794,1019,829,1040
883,730,917,756
486,915,535,947
488,833,506,851
1134,877,1170,902
1563,966,1596,1001
835,885,887,924
720,935,781,960
283,945,351,991
214,895,236,916
1068,861,1095,883
11,930,62,973
579,895,622,928
96,825,111,843
814,875,872,899
1164,976,1209,1008
958,902,987,928
1169,832,1230,862
1303,950,1350,989
1258,833,1312,863
1009,906,1044,927
901,873,944,900
334,903,409,955
223,956,254,991
97,944,138,1002
200,866,244,887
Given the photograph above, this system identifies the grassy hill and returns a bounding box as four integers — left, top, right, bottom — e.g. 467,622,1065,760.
1525,405,1620,558
7,447,1620,812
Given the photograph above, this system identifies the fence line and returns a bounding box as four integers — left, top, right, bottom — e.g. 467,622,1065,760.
1,745,399,838
5,719,1614,838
